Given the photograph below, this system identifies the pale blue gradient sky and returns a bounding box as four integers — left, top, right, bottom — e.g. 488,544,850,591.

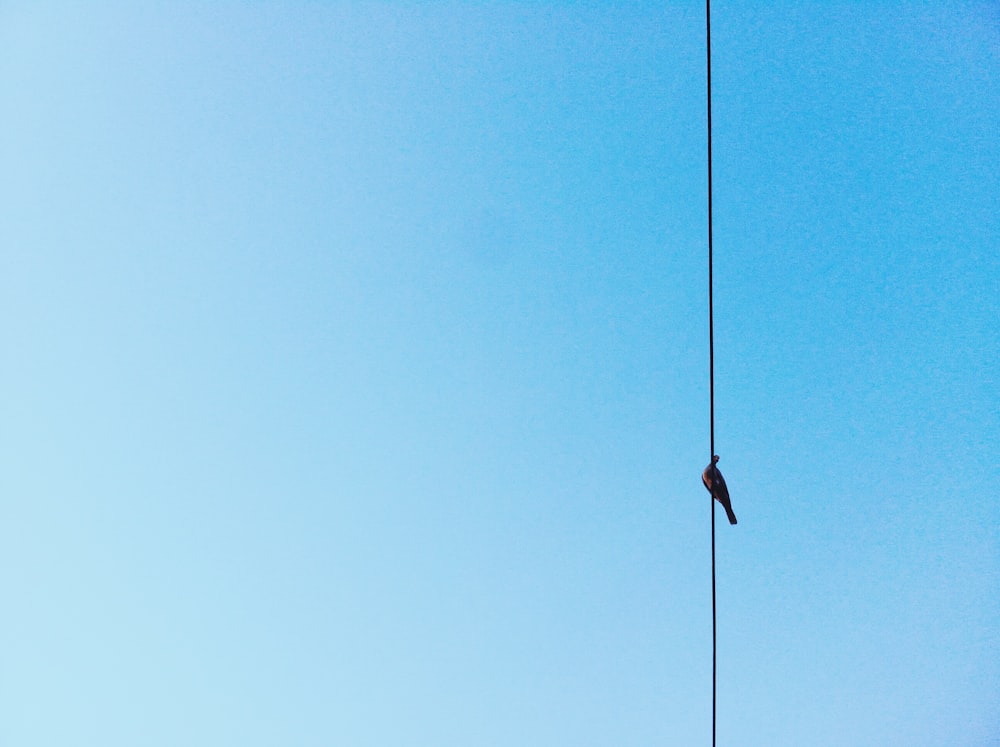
2,2,997,745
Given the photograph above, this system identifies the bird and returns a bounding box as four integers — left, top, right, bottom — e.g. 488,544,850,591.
702,455,737,525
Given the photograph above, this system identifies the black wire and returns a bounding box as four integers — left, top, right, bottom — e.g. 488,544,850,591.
706,0,716,745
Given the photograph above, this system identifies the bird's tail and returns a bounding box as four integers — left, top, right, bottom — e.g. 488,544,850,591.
723,504,737,525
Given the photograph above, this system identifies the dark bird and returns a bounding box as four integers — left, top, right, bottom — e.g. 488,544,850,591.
702,455,737,525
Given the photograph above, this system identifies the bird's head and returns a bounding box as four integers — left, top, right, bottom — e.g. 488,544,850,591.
712,455,720,464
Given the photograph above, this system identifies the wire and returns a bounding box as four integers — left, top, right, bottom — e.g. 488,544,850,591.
705,1,717,745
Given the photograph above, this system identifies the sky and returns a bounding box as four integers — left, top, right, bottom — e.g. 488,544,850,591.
1,2,997,745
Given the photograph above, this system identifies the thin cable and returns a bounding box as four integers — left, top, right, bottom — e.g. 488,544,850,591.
706,0,717,745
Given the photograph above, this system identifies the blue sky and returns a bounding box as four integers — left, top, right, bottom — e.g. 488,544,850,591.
1,2,997,745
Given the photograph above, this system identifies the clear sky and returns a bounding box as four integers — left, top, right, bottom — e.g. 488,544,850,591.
2,2,997,745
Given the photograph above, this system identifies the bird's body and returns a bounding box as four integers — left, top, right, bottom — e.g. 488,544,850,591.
702,455,737,525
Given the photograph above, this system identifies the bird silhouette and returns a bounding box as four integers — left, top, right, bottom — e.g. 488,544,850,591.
702,455,737,525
